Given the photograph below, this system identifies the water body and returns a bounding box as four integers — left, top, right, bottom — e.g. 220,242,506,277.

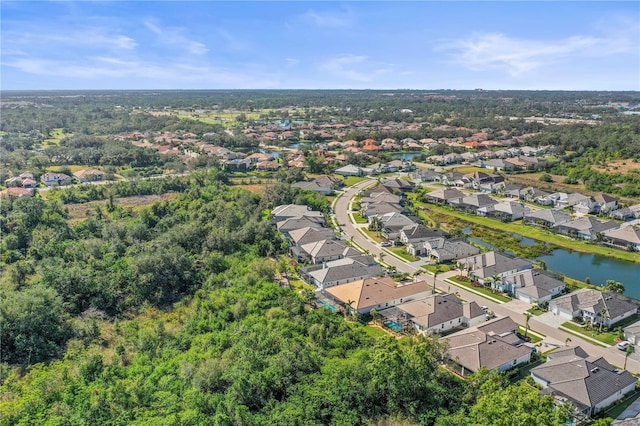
538,250,640,299
259,149,280,158
391,152,426,161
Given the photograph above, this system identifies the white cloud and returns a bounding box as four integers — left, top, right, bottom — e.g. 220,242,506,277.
300,8,354,28
285,58,300,67
440,30,638,76
144,19,208,55
3,29,137,51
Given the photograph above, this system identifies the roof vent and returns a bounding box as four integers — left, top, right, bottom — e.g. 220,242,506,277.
492,340,497,343
591,367,599,373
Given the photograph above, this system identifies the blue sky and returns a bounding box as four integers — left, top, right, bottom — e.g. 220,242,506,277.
2,1,639,90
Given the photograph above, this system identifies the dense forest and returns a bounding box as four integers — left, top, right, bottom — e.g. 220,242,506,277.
0,171,573,425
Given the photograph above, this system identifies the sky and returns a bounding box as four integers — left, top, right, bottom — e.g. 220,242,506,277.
2,1,639,91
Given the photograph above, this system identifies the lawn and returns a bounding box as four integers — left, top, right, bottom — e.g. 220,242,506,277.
290,277,315,293
561,314,640,346
447,277,511,303
338,175,368,187
422,264,452,274
526,306,546,316
363,324,394,339
352,213,368,224
560,322,616,346
411,195,640,264
389,247,419,262
360,228,383,243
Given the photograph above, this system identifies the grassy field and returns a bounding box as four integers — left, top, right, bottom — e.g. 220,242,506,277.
560,322,616,346
42,128,73,147
389,247,419,262
352,213,368,224
447,277,512,302
412,195,640,264
360,228,383,243
47,165,86,173
338,175,368,187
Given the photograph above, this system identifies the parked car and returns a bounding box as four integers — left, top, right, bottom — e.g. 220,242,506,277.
617,341,632,351
380,241,392,247
481,306,489,312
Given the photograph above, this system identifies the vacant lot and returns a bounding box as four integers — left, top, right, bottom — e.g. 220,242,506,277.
593,159,640,174
66,193,179,220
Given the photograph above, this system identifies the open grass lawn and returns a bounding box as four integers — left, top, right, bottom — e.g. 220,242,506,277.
411,196,640,264
290,277,315,293
450,166,490,174
422,264,452,274
352,213,368,224
560,322,616,346
526,306,546,316
447,277,511,303
42,128,73,147
389,247,419,262
339,175,368,187
363,324,394,339
360,228,383,243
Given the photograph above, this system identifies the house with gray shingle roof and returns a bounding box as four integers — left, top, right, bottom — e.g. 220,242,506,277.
603,225,640,251
524,208,572,228
477,201,530,221
300,255,384,289
458,251,533,285
449,193,499,213
272,204,325,222
299,239,359,264
493,269,566,304
531,346,636,417
424,238,480,263
424,188,465,205
399,224,446,256
391,293,487,335
442,317,532,376
549,289,638,327
555,217,619,241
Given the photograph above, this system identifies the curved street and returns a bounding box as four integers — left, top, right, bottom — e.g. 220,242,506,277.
333,178,640,373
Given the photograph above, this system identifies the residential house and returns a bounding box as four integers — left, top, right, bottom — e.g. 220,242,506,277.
412,169,443,183
5,172,36,188
272,204,325,222
441,172,471,188
458,251,533,285
292,180,332,195
520,187,553,206
390,293,486,335
594,194,619,213
399,224,447,256
276,217,325,236
494,269,566,304
531,347,636,418
374,212,417,240
0,187,34,198
602,225,640,251
301,255,384,289
623,322,640,345
549,289,638,327
378,177,415,193
362,202,406,219
73,169,105,182
573,196,601,215
443,317,532,376
449,193,499,213
288,226,336,248
524,209,572,228
500,183,524,199
423,238,480,263
555,217,619,241
313,175,344,190
424,188,465,205
611,204,640,221
299,239,360,264
482,158,514,171
324,277,431,314
255,160,281,171
555,192,590,209
360,192,403,208
335,164,364,176
477,201,530,221
245,152,275,164
40,172,72,187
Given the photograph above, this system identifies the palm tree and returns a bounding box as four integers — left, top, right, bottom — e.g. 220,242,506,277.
624,345,635,370
524,312,532,340
344,299,355,319
565,337,572,347
599,308,609,333
433,266,443,293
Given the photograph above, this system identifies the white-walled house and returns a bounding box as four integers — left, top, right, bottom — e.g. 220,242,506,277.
548,289,638,327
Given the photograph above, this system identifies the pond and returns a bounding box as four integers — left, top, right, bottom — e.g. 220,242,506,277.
391,152,426,161
538,250,640,299
259,149,280,158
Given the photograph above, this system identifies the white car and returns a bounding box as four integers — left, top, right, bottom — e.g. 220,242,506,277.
380,241,392,247
481,306,489,312
617,341,632,351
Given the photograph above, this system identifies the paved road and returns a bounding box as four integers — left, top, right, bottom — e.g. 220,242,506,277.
334,178,640,373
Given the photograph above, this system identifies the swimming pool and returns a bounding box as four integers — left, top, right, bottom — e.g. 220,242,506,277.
383,320,403,332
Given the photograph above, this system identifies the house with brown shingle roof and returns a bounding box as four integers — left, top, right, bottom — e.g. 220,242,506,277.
392,293,486,335
549,289,637,327
442,316,532,376
531,346,636,418
324,277,431,314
